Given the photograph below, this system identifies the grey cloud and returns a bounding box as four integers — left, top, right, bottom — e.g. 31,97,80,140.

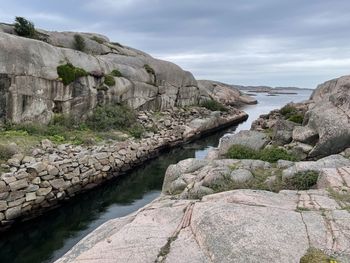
2,0,350,88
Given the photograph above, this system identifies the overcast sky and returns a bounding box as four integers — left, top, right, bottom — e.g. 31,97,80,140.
2,0,350,88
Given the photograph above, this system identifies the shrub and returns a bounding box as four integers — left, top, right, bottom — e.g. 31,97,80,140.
227,145,258,159
104,75,116,86
288,113,304,124
14,17,36,38
111,69,122,77
128,123,144,138
57,63,88,85
144,64,155,75
200,99,228,112
50,114,77,128
284,171,319,190
73,34,86,51
90,36,105,44
227,145,297,163
280,104,297,117
86,104,137,131
259,147,297,163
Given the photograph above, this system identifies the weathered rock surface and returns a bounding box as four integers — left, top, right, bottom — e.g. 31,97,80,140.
0,25,255,124
218,130,270,156
56,185,350,263
198,80,257,106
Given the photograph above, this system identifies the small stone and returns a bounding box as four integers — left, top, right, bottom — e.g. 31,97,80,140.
41,139,53,150
7,158,21,167
0,181,8,193
5,205,21,220
8,197,25,207
15,170,29,180
22,156,36,164
47,165,59,176
36,187,52,196
32,177,41,185
49,179,67,190
102,165,111,172
9,179,28,191
1,173,16,184
0,201,8,211
25,184,40,193
27,162,47,175
25,192,37,202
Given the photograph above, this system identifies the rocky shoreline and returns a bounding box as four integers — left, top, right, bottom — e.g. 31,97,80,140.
56,76,350,263
0,107,247,229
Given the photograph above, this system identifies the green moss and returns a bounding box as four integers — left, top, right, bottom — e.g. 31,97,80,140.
104,75,116,86
280,104,297,117
110,69,123,77
73,34,86,51
144,64,155,75
57,63,88,85
288,113,304,124
300,248,336,263
200,99,228,112
90,36,105,44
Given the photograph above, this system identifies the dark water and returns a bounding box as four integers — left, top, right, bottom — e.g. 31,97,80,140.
0,90,312,263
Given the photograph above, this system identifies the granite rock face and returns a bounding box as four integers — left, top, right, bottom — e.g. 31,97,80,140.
198,80,257,106
0,24,255,124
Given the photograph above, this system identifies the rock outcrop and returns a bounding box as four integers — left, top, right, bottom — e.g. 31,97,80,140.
252,75,350,158
0,24,255,125
198,80,257,106
56,161,350,263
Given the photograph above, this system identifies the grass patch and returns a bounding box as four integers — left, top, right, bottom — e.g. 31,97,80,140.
200,99,228,112
73,34,86,51
288,113,304,124
300,248,337,263
104,75,115,86
110,69,123,77
227,145,297,163
90,36,105,44
57,63,88,85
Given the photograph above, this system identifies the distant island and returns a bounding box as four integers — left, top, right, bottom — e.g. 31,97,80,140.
232,85,313,95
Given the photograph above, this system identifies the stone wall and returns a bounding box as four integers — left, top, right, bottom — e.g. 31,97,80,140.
0,108,248,229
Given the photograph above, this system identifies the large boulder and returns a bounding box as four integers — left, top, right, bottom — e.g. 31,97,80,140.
0,28,199,124
293,76,350,157
218,130,270,156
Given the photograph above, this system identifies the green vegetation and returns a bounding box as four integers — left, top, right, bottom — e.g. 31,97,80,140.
200,99,228,112
227,145,297,163
111,69,123,77
144,64,155,75
86,104,144,137
288,113,304,124
14,16,36,38
283,171,319,190
73,34,86,51
90,36,105,44
280,104,304,124
300,248,337,263
57,63,88,85
111,42,123,48
0,144,17,161
104,75,116,86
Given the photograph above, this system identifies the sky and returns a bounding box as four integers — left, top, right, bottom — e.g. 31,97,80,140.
2,0,350,89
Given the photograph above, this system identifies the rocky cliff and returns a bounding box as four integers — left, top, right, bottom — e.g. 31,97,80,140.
0,23,253,125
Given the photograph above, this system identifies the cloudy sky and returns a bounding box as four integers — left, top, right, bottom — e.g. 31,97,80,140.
2,0,350,88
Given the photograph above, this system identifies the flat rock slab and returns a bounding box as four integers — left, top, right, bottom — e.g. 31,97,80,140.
56,189,350,263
